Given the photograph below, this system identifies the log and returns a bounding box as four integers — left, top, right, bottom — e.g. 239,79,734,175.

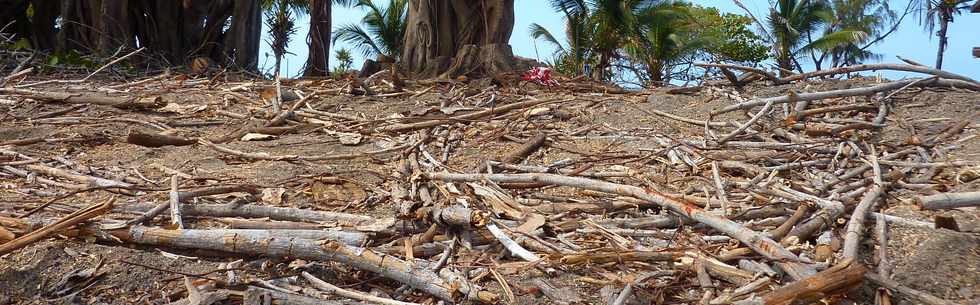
122,202,374,226
126,129,197,147
177,184,262,202
500,132,547,164
0,88,165,110
427,172,816,280
753,258,867,305
109,226,498,304
916,191,980,210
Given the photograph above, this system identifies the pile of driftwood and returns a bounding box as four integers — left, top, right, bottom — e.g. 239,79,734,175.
0,60,978,305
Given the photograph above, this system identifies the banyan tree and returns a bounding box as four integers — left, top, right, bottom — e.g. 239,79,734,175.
400,0,530,79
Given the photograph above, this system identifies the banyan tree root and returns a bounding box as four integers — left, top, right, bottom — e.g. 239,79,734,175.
108,226,499,304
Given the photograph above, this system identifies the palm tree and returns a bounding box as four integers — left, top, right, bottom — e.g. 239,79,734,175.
817,0,896,68
529,0,595,76
265,0,299,77
914,0,972,69
538,0,663,80
767,0,868,76
332,0,409,60
627,1,695,84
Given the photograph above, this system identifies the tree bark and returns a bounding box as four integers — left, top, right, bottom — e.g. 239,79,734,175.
29,0,59,51
225,0,262,71
0,0,31,40
304,0,332,77
401,0,522,79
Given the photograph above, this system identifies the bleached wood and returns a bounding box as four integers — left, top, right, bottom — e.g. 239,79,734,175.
111,226,497,304
428,172,816,280
917,191,980,210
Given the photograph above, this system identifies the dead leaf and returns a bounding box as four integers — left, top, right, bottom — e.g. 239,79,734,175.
515,213,546,234
261,188,286,205
159,102,207,114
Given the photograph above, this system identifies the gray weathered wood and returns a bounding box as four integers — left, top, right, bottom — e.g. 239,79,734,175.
917,191,980,210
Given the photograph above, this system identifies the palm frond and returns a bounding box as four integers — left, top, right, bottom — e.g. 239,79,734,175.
799,29,868,53
332,23,384,58
529,23,567,54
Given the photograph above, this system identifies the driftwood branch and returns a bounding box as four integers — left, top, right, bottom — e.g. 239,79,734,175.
427,172,815,280
916,191,980,210
778,63,978,84
712,78,980,116
0,197,114,255
109,226,498,304
743,258,867,305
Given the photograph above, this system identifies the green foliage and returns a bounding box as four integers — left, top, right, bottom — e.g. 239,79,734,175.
331,48,354,76
45,50,97,68
686,7,769,63
332,0,408,59
532,1,770,85
265,0,299,60
3,38,32,51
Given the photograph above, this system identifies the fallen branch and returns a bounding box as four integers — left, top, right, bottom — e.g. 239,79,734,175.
126,129,197,147
427,172,815,280
122,202,375,227
377,98,565,132
199,138,419,162
916,191,980,210
500,133,547,164
0,197,114,256
778,63,979,84
301,271,420,305
740,258,867,305
712,78,980,116
865,272,958,305
0,88,164,110
109,226,498,304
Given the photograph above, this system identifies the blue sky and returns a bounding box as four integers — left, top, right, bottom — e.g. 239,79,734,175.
261,0,980,80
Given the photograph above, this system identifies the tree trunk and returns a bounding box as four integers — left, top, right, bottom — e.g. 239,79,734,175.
935,13,950,69
29,0,59,51
225,0,262,71
96,0,133,56
401,0,523,79
0,0,32,45
304,0,332,77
